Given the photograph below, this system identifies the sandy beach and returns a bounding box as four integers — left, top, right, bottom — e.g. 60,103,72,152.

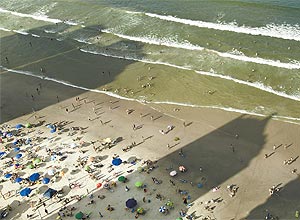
0,71,299,220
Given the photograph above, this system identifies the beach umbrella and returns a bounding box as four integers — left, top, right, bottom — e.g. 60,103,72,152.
112,158,122,166
15,124,23,129
84,165,91,171
4,173,12,179
14,147,20,152
118,176,126,182
126,198,137,208
75,212,84,219
137,207,144,214
33,158,41,164
15,177,23,183
13,139,19,145
6,133,13,138
48,168,56,176
25,123,32,128
50,128,56,133
27,164,34,169
103,183,110,189
51,155,56,161
42,177,50,184
135,181,143,188
159,206,166,213
14,163,21,169
25,138,31,145
96,183,102,188
20,187,31,197
15,153,22,159
127,156,137,164
29,173,40,182
0,152,6,158
166,200,174,207
170,170,177,177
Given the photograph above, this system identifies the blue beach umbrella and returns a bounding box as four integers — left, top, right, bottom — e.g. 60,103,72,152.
126,198,137,208
0,152,6,158
42,177,50,184
15,124,23,129
14,147,20,152
20,188,31,197
15,153,22,159
50,128,56,133
4,173,12,179
13,140,19,145
6,133,13,138
159,206,166,213
15,177,23,183
112,158,122,166
29,173,40,182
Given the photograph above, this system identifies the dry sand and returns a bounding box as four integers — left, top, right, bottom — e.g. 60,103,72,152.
0,73,300,220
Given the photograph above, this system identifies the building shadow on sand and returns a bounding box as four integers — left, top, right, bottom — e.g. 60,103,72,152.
0,23,144,123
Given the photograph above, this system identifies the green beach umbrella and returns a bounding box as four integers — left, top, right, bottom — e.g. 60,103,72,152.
166,200,174,207
34,158,41,164
25,123,32,128
27,164,34,169
137,207,144,214
75,212,84,219
84,165,91,171
118,176,126,182
135,181,143,188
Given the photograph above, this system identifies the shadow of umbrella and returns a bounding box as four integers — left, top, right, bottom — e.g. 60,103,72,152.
38,185,49,194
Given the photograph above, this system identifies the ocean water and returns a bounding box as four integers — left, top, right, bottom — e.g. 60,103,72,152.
0,0,300,122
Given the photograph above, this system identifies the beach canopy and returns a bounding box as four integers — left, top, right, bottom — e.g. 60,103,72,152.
112,158,122,166
15,124,23,129
20,188,32,197
135,181,143,188
159,206,166,213
75,212,84,219
4,173,12,179
126,198,137,208
29,173,40,182
118,176,126,182
15,153,22,159
42,177,50,184
43,188,57,199
15,177,23,183
170,170,177,177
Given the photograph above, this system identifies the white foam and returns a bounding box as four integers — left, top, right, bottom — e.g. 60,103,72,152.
13,30,29,35
0,7,62,23
142,12,300,42
44,29,57,34
102,29,300,69
2,66,299,124
101,29,203,51
31,34,40,38
74,38,93,45
64,20,79,26
0,27,11,32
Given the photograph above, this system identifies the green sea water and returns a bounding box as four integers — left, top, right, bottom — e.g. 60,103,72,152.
0,0,300,122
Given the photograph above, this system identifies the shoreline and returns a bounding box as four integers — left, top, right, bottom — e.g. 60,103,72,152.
1,68,299,125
